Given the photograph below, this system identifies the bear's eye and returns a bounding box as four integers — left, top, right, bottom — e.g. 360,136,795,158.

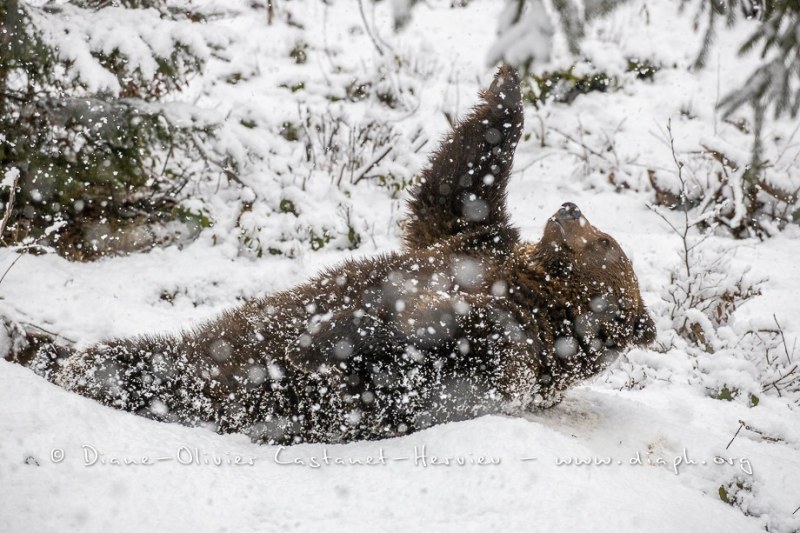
598,237,610,247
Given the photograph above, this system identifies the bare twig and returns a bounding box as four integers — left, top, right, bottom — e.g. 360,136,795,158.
0,251,24,286
773,314,793,363
666,121,692,277
20,322,77,344
763,365,798,393
352,145,393,185
736,419,787,444
725,420,746,450
701,144,739,171
357,0,384,56
550,126,610,162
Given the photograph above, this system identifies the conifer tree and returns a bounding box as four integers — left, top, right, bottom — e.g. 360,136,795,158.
0,0,224,259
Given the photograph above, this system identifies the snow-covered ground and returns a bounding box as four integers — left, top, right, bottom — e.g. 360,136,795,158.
2,0,800,531
3,359,794,532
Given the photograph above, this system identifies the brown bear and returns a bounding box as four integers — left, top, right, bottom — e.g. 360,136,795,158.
30,65,655,445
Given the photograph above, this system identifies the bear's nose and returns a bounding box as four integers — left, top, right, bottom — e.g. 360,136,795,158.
557,202,581,221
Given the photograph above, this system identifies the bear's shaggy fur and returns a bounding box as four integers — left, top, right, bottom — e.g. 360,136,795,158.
33,66,655,445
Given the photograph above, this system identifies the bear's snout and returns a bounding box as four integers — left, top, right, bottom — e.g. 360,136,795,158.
542,203,597,250
556,202,581,221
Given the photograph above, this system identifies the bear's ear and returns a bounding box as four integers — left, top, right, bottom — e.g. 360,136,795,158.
633,312,656,346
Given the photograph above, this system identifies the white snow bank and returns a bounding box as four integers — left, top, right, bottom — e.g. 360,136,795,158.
1,360,785,533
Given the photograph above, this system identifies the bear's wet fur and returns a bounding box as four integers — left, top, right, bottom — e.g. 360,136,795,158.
33,66,656,445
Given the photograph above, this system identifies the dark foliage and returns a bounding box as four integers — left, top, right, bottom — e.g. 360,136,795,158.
0,0,220,259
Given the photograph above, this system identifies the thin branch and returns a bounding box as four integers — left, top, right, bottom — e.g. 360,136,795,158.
0,251,24,287
352,145,393,185
646,203,684,237
550,126,610,161
725,420,746,450
741,420,786,444
20,322,77,344
357,0,384,56
773,314,792,363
